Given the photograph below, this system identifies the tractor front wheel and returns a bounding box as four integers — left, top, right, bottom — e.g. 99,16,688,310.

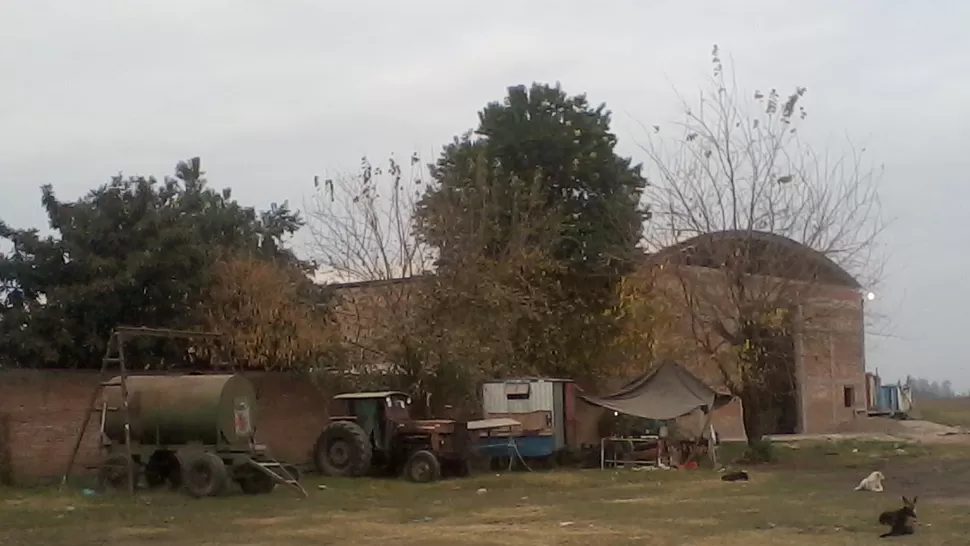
313,421,373,477
403,450,441,483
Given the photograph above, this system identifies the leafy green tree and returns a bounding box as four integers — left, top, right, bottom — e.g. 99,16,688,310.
415,83,649,383
0,157,312,368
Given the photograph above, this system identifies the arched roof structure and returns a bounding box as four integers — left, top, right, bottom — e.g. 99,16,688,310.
646,230,861,289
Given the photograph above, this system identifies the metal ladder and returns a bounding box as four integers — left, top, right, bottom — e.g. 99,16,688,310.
61,328,137,497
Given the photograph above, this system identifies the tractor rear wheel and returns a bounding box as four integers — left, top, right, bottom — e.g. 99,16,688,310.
181,453,229,498
314,421,372,477
403,450,441,483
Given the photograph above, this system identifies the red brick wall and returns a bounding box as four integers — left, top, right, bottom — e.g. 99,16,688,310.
0,370,328,484
644,264,866,440
797,289,867,434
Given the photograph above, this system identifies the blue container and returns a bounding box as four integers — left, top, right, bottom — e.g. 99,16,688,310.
878,385,900,412
476,434,557,459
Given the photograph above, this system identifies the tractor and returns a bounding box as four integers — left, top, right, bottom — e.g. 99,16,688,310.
313,391,472,483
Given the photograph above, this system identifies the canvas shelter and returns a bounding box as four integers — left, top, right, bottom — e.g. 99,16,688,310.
582,361,734,467
581,360,733,421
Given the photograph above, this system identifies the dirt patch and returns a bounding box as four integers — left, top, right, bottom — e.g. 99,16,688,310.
770,417,970,445
833,416,910,435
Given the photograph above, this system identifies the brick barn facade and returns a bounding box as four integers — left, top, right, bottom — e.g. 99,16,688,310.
646,231,868,440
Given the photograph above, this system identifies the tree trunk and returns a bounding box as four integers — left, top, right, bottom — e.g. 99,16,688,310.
740,391,764,447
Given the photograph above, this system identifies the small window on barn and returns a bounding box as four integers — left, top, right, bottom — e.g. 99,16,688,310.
843,386,855,408
504,383,531,400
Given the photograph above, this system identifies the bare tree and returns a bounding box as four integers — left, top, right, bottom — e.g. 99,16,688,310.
306,154,433,283
304,155,429,397
638,46,886,447
304,153,567,415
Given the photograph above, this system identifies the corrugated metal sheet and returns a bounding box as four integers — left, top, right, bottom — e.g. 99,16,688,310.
482,380,554,415
482,382,508,414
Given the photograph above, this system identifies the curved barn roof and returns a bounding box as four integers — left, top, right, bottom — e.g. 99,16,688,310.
647,230,861,289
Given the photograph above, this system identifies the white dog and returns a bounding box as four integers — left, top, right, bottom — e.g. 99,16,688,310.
854,471,885,492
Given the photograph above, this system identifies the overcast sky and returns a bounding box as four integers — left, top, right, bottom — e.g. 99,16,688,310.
2,1,968,387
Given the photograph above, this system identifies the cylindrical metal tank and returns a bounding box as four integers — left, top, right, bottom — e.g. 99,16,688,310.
101,374,258,447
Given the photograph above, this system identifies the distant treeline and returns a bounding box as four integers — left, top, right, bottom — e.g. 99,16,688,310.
904,376,969,400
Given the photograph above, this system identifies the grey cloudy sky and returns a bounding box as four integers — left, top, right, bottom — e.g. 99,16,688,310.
2,1,968,386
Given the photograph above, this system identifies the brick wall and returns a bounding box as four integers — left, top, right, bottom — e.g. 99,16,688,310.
647,264,866,439
0,370,328,484
797,290,867,434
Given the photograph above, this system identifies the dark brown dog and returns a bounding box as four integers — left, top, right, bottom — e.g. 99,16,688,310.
878,496,918,538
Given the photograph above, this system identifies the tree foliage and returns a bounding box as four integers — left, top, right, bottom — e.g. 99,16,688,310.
604,272,681,374
307,153,570,415
905,376,965,400
415,83,650,385
0,158,315,368
201,254,340,371
640,47,884,444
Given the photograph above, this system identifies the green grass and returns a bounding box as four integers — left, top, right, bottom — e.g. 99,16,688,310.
2,442,969,545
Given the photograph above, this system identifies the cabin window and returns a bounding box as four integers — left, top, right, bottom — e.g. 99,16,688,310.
843,386,855,408
504,383,531,400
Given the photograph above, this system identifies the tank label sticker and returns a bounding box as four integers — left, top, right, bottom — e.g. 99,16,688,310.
234,400,253,436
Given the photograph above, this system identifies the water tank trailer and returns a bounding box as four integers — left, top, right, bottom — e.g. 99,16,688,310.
96,373,301,497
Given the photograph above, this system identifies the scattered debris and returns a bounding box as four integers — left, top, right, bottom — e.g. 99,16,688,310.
476,488,488,495
559,521,575,527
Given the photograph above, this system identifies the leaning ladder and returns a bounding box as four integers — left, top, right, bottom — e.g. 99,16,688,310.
60,330,137,498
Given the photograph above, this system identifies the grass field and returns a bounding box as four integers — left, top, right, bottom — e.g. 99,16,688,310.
2,441,970,546
915,396,970,429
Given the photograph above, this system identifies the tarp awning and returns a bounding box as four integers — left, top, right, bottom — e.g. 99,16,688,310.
581,361,734,421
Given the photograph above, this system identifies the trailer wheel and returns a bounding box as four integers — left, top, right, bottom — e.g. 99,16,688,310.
97,454,138,492
313,421,372,477
454,460,471,478
145,451,180,489
239,471,276,495
281,463,301,483
181,453,229,498
403,450,441,483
